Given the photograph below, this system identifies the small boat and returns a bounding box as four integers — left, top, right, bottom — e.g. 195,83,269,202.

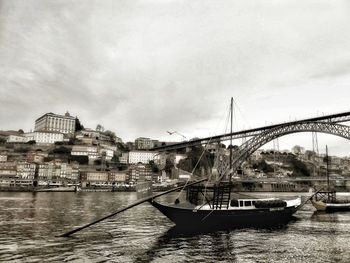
311,190,350,212
150,183,301,230
311,146,350,212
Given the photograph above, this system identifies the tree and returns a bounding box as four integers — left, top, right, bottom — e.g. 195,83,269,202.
252,160,274,173
165,158,174,175
75,117,84,131
177,145,214,176
104,130,117,143
27,140,36,145
69,155,89,165
0,137,6,144
289,157,310,177
111,154,119,162
18,129,24,134
149,160,159,173
51,146,71,154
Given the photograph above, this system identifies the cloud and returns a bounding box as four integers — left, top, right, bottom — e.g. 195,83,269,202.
1,0,350,154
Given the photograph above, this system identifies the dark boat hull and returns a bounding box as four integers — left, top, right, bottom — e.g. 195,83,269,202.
311,199,350,212
150,200,298,230
326,203,350,212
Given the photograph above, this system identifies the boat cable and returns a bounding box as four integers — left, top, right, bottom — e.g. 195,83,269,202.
174,136,214,203
201,101,233,205
175,102,232,204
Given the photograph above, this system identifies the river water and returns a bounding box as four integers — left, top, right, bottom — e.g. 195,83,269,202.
0,191,350,262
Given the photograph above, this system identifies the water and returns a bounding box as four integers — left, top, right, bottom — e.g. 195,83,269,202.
1,191,350,262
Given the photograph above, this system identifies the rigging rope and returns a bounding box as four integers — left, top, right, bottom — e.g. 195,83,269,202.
175,137,214,201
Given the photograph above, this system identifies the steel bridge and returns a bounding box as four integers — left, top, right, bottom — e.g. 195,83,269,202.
153,110,350,152
151,110,350,177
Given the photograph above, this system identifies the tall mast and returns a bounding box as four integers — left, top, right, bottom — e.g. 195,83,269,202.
326,145,329,191
229,98,233,179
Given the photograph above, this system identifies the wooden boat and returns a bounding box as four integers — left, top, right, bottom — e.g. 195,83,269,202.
151,99,301,230
150,183,301,230
311,146,350,212
311,190,350,212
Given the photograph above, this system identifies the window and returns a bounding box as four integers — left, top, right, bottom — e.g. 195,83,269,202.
244,201,252,206
239,201,243,207
230,200,239,207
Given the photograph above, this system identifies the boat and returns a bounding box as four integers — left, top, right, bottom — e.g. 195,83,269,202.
36,184,81,192
311,146,350,212
311,191,350,212
150,98,301,230
150,183,301,230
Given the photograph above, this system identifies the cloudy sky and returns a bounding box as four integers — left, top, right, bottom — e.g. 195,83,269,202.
1,0,350,155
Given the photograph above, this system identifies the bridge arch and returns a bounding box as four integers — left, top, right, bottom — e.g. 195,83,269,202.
220,121,350,177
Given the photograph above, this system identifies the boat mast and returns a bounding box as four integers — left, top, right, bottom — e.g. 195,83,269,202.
326,145,329,191
229,97,233,181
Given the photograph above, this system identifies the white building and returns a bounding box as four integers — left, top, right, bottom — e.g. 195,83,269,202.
35,112,76,135
38,162,79,181
25,131,64,144
7,134,28,143
71,146,99,160
128,151,159,164
16,162,36,179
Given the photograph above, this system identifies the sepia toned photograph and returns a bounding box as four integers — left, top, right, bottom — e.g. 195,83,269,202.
1,0,350,262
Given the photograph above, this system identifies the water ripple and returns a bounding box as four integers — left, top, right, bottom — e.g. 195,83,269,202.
1,192,350,262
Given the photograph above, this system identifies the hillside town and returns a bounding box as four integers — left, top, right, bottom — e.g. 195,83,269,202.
1,111,350,191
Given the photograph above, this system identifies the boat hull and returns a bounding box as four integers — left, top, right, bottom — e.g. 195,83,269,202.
311,200,350,212
150,200,298,230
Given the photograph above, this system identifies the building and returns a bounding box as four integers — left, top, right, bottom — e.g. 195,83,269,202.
80,171,109,182
38,161,79,181
108,171,127,182
16,162,36,179
7,134,28,143
26,151,47,163
34,112,76,135
119,152,129,164
25,131,64,144
100,148,114,161
0,154,7,162
75,129,121,145
0,162,17,178
71,145,99,162
38,162,56,180
128,151,159,164
135,137,154,150
127,164,153,182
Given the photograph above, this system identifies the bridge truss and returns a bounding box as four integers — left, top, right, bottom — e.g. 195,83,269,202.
151,111,350,180
219,122,350,179
153,110,350,152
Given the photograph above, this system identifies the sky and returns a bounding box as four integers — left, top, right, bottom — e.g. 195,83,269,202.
1,0,350,155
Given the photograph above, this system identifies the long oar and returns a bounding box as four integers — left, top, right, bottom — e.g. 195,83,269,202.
297,188,323,210
59,178,208,237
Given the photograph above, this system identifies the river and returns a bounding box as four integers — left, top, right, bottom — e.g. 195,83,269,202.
0,191,350,262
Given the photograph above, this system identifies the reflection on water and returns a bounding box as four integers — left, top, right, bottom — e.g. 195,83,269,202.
0,192,350,262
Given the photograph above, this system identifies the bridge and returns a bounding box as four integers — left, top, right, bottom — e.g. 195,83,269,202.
153,110,350,151
152,110,350,178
